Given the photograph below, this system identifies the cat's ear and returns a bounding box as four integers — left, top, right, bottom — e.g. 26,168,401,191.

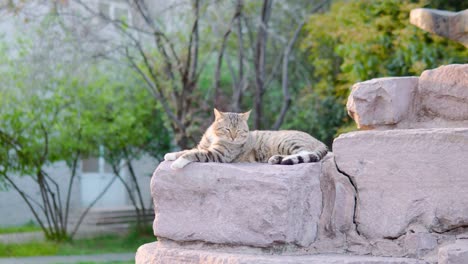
241,110,251,121
214,108,223,120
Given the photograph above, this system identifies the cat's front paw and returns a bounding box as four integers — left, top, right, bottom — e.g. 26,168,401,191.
170,157,192,170
164,152,178,161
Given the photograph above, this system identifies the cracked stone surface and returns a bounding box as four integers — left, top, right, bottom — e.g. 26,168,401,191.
417,64,468,124
151,154,359,250
333,128,468,240
136,241,428,264
151,160,323,247
347,77,418,130
410,8,468,47
347,64,468,130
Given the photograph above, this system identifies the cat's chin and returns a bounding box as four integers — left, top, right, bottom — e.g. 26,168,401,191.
219,139,246,145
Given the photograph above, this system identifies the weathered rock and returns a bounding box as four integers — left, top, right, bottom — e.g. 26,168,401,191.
319,155,356,238
417,64,468,124
438,240,468,264
347,77,418,129
347,64,468,130
151,161,323,247
410,8,468,47
136,241,428,264
404,232,437,258
333,128,468,239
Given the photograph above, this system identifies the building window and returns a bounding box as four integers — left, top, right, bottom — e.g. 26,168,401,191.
82,157,99,173
81,146,114,174
98,2,111,19
98,0,131,24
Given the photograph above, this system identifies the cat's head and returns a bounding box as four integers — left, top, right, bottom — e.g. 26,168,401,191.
212,108,251,144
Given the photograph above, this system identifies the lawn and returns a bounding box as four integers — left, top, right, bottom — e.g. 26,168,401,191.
0,221,42,234
0,226,155,257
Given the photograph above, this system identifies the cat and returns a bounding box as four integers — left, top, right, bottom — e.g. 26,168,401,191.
165,109,328,170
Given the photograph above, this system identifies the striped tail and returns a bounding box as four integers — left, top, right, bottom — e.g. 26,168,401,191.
280,146,328,165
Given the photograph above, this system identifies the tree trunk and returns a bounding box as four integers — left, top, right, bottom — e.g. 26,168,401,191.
253,0,273,129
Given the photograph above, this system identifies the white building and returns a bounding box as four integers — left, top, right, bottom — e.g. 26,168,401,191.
0,0,181,227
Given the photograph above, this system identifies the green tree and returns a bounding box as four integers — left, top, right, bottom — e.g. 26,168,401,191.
297,0,468,146
72,67,171,234
61,0,330,147
0,26,170,240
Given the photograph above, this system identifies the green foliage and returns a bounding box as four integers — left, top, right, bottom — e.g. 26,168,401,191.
298,0,468,145
0,25,171,240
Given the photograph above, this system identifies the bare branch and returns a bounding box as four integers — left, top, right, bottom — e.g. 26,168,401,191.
253,0,273,129
70,175,117,238
124,49,186,132
3,175,50,237
213,3,242,108
272,0,330,130
233,2,245,112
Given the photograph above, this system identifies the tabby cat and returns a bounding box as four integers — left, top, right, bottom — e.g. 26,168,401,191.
165,109,328,169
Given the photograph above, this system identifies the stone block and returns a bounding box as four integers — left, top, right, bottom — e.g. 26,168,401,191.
346,77,418,129
151,161,323,247
438,240,468,264
333,128,468,239
410,8,468,47
418,64,468,124
346,64,468,130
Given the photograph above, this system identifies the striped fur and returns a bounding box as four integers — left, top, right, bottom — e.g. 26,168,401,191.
167,109,328,169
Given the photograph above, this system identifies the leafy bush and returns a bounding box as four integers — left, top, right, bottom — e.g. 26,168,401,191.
298,0,468,145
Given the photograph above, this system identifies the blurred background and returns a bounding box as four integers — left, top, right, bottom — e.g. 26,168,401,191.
0,0,466,263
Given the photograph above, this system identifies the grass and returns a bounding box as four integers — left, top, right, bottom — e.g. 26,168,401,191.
0,221,42,234
0,225,155,257
57,262,133,264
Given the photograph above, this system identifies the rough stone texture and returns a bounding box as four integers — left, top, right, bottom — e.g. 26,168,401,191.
410,8,468,47
438,240,468,264
347,77,418,129
417,64,468,124
347,64,468,130
404,232,438,258
151,161,323,247
136,241,428,264
320,155,356,235
333,128,468,240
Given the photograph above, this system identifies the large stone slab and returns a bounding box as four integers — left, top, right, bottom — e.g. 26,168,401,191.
417,64,468,124
410,8,468,47
347,77,418,130
333,128,468,239
151,161,323,247
136,241,428,264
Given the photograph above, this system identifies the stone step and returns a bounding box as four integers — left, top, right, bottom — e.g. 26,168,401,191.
136,242,428,264
150,157,354,248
